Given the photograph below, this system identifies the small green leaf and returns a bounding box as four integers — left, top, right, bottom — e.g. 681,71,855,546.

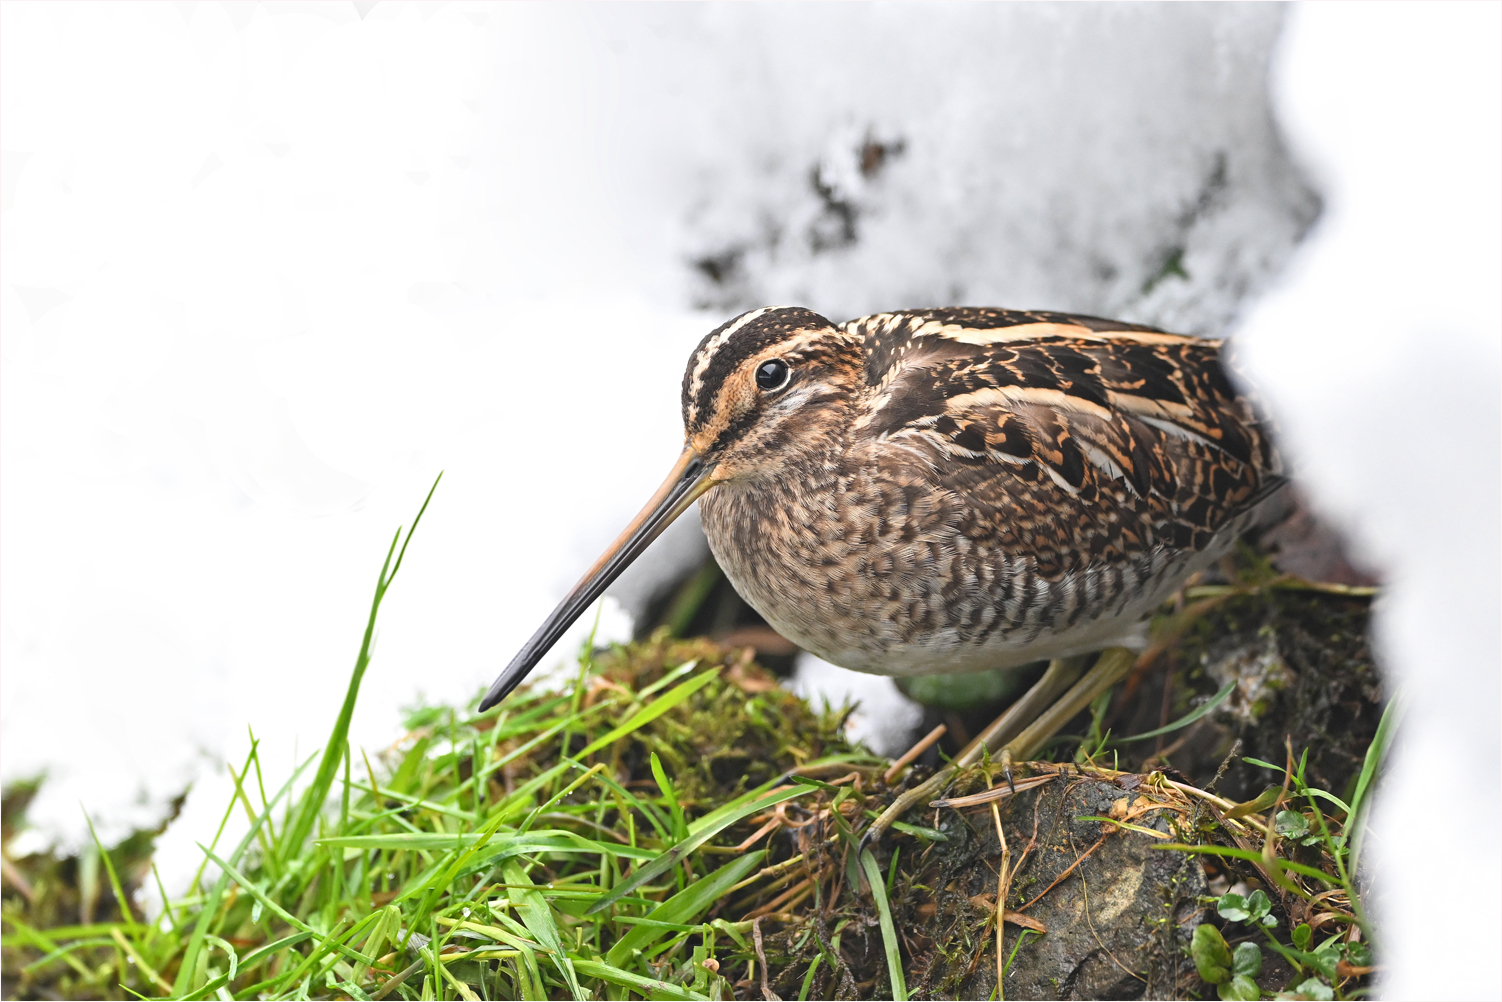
1275,810,1310,839
1292,923,1312,952
1232,941,1262,978
1308,944,1339,980
1217,893,1250,923
1218,974,1259,1000
1192,923,1232,984
888,819,948,842
1244,889,1272,923
1224,785,1282,820
1295,977,1334,1001
1342,941,1372,967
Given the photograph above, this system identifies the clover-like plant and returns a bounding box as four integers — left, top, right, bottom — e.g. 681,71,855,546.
1192,923,1263,1001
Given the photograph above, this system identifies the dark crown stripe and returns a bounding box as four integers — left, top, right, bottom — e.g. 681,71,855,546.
683,306,834,424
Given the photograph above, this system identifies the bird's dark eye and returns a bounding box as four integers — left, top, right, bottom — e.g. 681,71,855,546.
755,359,790,391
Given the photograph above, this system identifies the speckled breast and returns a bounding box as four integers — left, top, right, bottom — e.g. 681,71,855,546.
696,469,1260,678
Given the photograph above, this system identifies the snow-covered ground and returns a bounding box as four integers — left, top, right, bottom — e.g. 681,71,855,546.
1,3,1496,996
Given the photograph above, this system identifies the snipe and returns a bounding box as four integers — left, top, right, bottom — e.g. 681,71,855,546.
480,306,1285,839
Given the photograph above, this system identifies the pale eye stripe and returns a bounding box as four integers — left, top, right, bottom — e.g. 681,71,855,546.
685,305,777,421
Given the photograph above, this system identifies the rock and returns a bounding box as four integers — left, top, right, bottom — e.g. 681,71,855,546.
892,774,1207,1000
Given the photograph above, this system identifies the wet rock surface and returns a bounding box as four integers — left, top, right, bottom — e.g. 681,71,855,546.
892,776,1206,1001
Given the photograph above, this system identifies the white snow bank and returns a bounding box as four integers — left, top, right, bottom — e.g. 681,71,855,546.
1236,6,1501,998
785,654,925,761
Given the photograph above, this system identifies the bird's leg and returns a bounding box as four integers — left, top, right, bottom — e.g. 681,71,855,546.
864,654,1091,845
999,646,1137,762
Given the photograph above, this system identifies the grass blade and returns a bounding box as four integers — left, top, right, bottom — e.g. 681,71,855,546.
860,849,908,1001
108,928,171,995
604,851,765,965
1108,680,1236,744
502,859,585,999
572,958,710,1001
1152,843,1339,884
237,930,314,969
281,474,442,861
172,752,316,996
576,665,721,758
586,786,809,915
81,810,138,931
1348,694,1403,874
195,844,376,967
650,752,688,841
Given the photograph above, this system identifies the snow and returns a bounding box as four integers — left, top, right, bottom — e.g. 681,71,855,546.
1234,6,1501,998
1,3,1495,994
785,654,924,761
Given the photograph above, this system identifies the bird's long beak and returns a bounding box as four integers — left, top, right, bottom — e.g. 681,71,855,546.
478,447,717,711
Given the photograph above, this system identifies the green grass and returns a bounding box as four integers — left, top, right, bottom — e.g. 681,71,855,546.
0,484,884,1000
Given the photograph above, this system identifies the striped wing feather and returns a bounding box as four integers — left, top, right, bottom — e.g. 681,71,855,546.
844,309,1280,578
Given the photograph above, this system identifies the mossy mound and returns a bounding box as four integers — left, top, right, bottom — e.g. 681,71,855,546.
3,587,1379,1001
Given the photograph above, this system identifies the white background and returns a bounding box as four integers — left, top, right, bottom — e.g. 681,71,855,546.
2,4,1497,997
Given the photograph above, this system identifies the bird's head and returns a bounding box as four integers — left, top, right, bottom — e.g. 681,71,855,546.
682,306,861,482
478,306,857,710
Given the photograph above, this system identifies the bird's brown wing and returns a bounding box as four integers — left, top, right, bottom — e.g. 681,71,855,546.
844,309,1281,577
